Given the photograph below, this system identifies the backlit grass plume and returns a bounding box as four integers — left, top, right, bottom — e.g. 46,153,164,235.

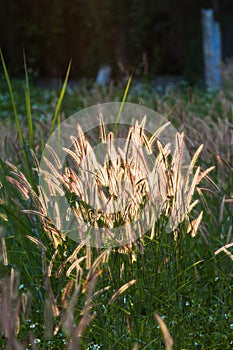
7,115,211,248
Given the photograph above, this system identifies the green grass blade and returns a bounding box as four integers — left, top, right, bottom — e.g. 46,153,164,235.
113,73,133,133
151,102,178,135
0,49,24,146
0,50,34,187
23,51,34,149
50,60,72,134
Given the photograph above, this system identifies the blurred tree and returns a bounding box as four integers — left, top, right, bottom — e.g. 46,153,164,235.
0,0,231,81
219,0,233,60
0,0,25,74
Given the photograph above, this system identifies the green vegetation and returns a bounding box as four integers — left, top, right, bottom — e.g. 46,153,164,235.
0,63,232,350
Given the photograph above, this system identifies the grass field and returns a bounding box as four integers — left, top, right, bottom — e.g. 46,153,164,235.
0,64,232,349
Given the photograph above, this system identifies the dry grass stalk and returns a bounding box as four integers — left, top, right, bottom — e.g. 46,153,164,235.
215,242,233,261
187,211,203,238
0,234,8,265
0,268,33,350
154,313,173,350
108,279,136,304
83,248,111,293
38,247,113,344
173,96,232,185
66,271,99,350
42,250,60,338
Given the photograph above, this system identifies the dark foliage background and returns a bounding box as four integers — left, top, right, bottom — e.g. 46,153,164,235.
0,0,232,81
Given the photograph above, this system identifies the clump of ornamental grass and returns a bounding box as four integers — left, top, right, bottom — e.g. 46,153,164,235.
1,103,215,349
156,89,233,185
180,99,233,182
152,89,232,238
5,115,212,255
47,116,211,245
